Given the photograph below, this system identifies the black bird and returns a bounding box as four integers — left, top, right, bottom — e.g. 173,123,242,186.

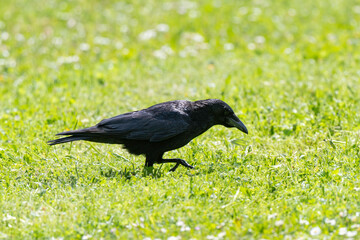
48,99,248,172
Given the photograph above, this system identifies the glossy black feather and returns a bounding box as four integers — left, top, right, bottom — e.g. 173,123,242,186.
96,101,190,142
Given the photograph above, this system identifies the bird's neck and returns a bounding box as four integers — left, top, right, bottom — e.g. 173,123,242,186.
189,104,218,129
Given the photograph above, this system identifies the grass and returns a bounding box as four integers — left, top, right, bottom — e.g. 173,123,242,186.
1,0,360,239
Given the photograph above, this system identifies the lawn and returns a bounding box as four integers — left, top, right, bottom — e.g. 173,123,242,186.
1,0,360,239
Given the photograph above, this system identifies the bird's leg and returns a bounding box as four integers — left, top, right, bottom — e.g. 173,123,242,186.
143,156,155,175
145,161,154,167
145,154,155,168
157,158,194,172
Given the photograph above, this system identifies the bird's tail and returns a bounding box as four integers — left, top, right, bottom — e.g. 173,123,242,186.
47,136,90,145
48,126,102,145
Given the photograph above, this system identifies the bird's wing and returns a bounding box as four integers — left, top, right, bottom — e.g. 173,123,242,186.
96,109,190,142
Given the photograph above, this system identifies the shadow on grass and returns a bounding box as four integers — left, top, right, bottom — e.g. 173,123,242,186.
100,165,165,180
104,152,166,179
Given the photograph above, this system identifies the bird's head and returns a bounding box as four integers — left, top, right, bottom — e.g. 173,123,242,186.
204,99,248,134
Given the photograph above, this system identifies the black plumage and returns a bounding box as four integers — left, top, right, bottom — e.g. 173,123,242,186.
48,99,248,171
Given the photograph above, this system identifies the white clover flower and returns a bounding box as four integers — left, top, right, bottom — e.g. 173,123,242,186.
179,47,197,57
15,33,25,42
1,32,9,40
20,218,32,226
325,218,336,226
52,37,63,46
176,220,185,226
224,43,234,51
2,50,9,58
247,43,256,50
339,210,347,217
351,224,360,228
253,7,262,16
268,213,277,220
189,10,199,18
353,5,360,14
218,232,226,238
138,29,157,41
167,236,181,240
0,58,16,68
239,7,248,15
299,219,309,225
67,18,76,28
338,227,347,235
79,43,90,51
206,232,226,240
284,48,292,54
161,45,173,54
120,25,129,33
275,220,284,226
254,35,265,44
272,164,282,169
57,55,79,65
180,225,190,231
181,32,204,43
347,231,357,237
115,41,123,49
192,33,204,42
3,214,16,221
310,226,321,236
156,24,169,32
94,36,110,45
153,45,173,59
178,1,197,14
81,234,92,240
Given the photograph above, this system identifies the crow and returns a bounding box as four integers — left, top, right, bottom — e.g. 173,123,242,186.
48,99,248,172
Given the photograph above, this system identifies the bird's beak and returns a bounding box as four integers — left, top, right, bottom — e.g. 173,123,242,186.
226,115,248,134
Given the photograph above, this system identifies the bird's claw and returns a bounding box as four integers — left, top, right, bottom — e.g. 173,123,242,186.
169,163,180,172
169,159,194,172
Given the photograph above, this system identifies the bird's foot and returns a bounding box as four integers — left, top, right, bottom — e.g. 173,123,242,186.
169,163,180,172
156,158,194,172
169,159,194,172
